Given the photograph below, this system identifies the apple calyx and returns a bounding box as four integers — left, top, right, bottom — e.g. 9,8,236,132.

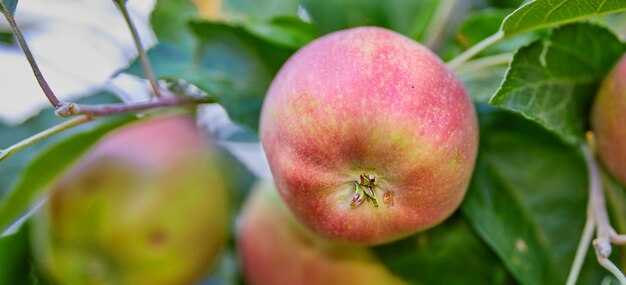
350,174,379,208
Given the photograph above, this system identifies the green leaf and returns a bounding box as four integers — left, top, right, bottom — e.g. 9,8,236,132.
462,108,603,284
459,9,512,47
189,21,292,130
130,43,192,80
223,0,299,20
130,20,292,131
0,228,29,284
501,0,626,36
300,0,440,40
0,0,18,16
487,0,525,9
459,65,509,103
464,158,556,285
242,15,319,48
0,31,14,44
130,0,298,131
0,116,134,236
150,0,199,49
375,215,513,285
489,23,626,145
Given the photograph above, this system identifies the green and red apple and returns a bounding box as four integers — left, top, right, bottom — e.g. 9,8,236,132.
592,55,626,186
238,181,407,285
31,115,229,285
260,27,478,245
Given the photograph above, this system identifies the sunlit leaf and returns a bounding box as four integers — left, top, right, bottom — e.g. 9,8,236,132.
490,23,626,145
501,0,626,36
242,15,319,48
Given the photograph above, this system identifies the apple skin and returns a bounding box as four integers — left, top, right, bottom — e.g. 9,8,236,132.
239,181,408,285
259,26,478,245
592,55,626,185
30,115,229,285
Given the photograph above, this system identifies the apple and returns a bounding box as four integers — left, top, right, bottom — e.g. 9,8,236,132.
592,54,626,185
259,26,478,244
30,115,229,285
238,181,407,285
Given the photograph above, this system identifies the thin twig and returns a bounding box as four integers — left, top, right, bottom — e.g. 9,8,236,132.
55,97,212,117
113,0,163,98
422,0,457,50
0,116,94,162
447,31,505,71
566,215,595,285
0,4,62,108
611,229,626,244
454,52,514,74
583,143,626,284
597,257,626,284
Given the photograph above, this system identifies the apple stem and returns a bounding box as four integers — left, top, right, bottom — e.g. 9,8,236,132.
446,31,504,71
0,116,94,162
0,3,62,108
350,174,379,208
112,0,165,99
582,142,626,284
350,183,366,207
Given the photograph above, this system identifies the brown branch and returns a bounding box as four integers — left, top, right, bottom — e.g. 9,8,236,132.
55,97,213,117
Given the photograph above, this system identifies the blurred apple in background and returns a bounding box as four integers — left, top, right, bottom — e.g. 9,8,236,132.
592,54,626,186
30,115,229,285
239,181,407,285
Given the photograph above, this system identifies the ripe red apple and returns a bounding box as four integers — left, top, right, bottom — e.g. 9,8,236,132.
592,55,626,185
239,181,407,285
30,115,229,285
259,26,478,244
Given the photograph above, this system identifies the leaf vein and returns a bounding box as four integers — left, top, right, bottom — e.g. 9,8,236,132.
544,0,570,22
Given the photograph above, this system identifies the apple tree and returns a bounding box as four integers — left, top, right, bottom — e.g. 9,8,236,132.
1,0,626,284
